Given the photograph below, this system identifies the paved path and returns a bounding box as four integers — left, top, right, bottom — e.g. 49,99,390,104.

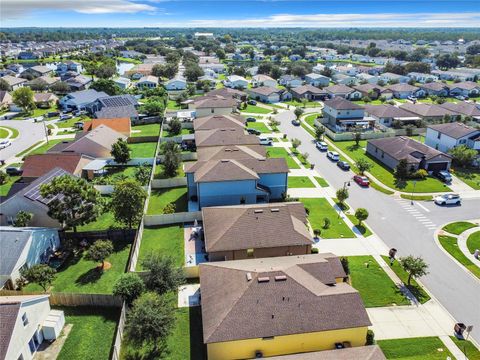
457,226,480,264
0,120,46,163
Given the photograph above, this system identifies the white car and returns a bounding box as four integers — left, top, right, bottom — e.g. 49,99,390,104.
326,150,340,161
0,139,12,149
315,141,328,151
259,136,273,146
434,193,461,206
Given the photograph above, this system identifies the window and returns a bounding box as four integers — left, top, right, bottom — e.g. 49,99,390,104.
22,313,28,326
459,139,466,144
211,108,214,113
437,132,441,139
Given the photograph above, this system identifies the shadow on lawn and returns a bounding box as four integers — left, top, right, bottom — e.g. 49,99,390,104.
354,224,368,236
189,307,207,360
75,267,103,286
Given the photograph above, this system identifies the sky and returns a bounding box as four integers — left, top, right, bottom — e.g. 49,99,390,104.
1,0,480,28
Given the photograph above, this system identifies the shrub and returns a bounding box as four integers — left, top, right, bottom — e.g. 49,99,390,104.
311,247,319,254
322,217,331,229
304,207,310,215
340,257,350,275
366,330,375,345
313,229,321,237
411,169,428,179
162,202,176,214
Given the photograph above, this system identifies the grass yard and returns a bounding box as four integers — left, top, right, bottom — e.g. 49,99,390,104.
453,168,480,190
400,194,433,201
352,99,384,105
288,176,316,188
154,163,185,179
246,121,270,133
266,147,300,169
129,142,157,158
131,123,160,137
93,166,138,185
147,187,188,214
25,237,131,294
55,117,87,129
449,336,480,360
442,221,477,235
348,256,410,307
0,125,19,139
25,139,68,157
77,210,120,232
242,104,272,114
346,214,373,237
284,99,319,108
0,175,20,197
304,113,321,127
467,231,480,255
381,255,431,303
56,306,119,360
167,99,183,110
314,176,329,187
162,128,193,138
438,235,480,279
334,140,450,193
290,148,311,167
300,198,355,239
378,337,454,360
137,225,184,270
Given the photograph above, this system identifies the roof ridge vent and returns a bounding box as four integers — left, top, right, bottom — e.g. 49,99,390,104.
274,275,287,281
257,277,270,283
246,272,252,281
270,208,279,212
254,209,263,213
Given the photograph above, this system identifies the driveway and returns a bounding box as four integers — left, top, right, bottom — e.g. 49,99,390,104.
276,109,480,343
0,120,46,163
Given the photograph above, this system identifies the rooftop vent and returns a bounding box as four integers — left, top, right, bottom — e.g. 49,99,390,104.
220,159,230,163
257,277,270,283
254,209,263,214
246,272,252,281
274,275,287,281
270,209,279,213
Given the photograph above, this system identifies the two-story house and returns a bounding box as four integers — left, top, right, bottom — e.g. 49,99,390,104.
322,97,374,132
425,122,480,153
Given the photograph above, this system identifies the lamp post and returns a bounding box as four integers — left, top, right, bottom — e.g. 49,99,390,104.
337,180,351,219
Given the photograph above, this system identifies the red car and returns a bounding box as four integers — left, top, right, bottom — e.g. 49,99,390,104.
353,175,370,187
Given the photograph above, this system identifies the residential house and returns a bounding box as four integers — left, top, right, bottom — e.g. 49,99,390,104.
352,84,384,99
199,254,371,360
448,82,480,98
420,82,450,97
364,104,421,127
21,66,52,79
438,101,480,120
324,84,362,100
407,72,438,84
59,89,108,111
279,75,303,88
432,69,475,82
1,75,27,90
196,145,267,162
194,128,259,148
136,75,159,89
0,295,65,360
65,75,92,91
248,86,290,103
165,77,187,91
384,83,424,99
0,91,13,110
26,76,60,90
198,75,217,89
18,51,39,60
21,153,94,182
323,97,374,131
187,95,238,118
356,73,380,85
194,114,246,132
113,77,132,90
202,202,312,261
290,85,327,101
83,117,132,137
334,65,358,77
263,346,386,360
56,61,83,74
425,122,480,153
333,74,358,86
379,72,410,84
125,64,154,79
225,75,249,89
0,227,60,288
33,93,58,109
91,94,139,120
304,73,330,87
399,103,460,122
367,136,452,172
252,74,277,88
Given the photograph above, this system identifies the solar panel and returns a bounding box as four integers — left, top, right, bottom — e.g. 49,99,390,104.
24,168,70,205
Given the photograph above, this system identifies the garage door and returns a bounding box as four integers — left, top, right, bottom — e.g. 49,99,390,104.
426,162,449,171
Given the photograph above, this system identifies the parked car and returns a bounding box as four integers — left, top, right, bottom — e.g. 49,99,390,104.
73,110,86,117
245,117,257,122
5,166,23,176
337,161,350,171
246,128,261,135
248,100,257,105
455,95,467,101
60,114,73,120
0,139,12,149
259,136,273,146
434,170,452,183
434,193,461,206
407,96,417,102
326,151,340,161
47,111,60,118
34,116,44,122
353,175,370,187
291,119,301,126
315,141,328,151
74,121,84,129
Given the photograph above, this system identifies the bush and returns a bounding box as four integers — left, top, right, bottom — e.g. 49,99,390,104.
162,202,176,214
313,229,321,237
304,207,310,215
366,330,375,345
311,247,319,254
411,169,428,179
340,257,350,275
322,217,331,229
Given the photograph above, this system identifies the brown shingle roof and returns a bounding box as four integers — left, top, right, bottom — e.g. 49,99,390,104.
200,254,370,343
438,102,480,117
194,128,259,148
0,302,20,359
364,104,420,119
265,345,386,360
197,145,266,161
21,153,94,178
202,202,312,252
193,114,245,132
400,103,459,117
33,93,58,103
291,84,326,95
191,95,237,109
249,86,282,96
385,83,419,92
325,84,355,94
420,82,448,92
427,122,479,139
324,97,363,110
448,81,480,91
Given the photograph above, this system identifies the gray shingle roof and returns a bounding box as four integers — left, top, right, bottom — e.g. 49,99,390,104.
0,302,20,359
0,229,31,277
324,97,363,110
194,128,260,147
427,122,479,139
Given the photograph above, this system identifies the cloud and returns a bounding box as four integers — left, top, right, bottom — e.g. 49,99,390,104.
153,11,480,27
2,0,157,19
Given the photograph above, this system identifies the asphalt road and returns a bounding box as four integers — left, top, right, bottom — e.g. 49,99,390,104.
277,110,480,343
0,120,47,162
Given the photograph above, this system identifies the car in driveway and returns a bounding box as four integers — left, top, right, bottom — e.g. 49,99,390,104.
315,141,328,151
245,117,257,122
326,151,339,161
353,175,370,187
60,114,73,121
434,193,461,206
248,100,257,105
291,119,301,126
337,161,350,171
6,166,23,176
246,128,261,136
259,136,273,146
0,139,12,149
434,170,452,183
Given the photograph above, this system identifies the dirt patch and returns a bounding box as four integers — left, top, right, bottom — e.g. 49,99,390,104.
101,261,112,270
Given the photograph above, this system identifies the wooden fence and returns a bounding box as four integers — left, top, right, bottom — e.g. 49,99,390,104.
0,290,122,307
111,302,127,360
144,211,202,226
61,229,136,243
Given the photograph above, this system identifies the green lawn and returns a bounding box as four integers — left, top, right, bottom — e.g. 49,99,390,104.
15,106,57,119
381,255,431,304
167,99,183,110
352,99,384,105
154,163,185,179
334,140,450,193
400,194,433,201
131,123,160,137
129,142,157,158
314,176,329,187
26,139,67,156
77,210,120,232
291,148,311,167
454,168,480,190
93,166,138,185
288,176,316,188
300,198,355,239
162,128,192,138
450,336,480,360
438,235,480,279
242,104,272,114
284,99,319,108
304,113,321,127
0,175,20,197
348,256,410,307
246,122,270,133
0,126,19,139
25,237,131,293
346,214,373,237
56,117,88,129
56,306,119,360
378,337,454,360
266,147,300,169
137,225,184,270
148,187,188,214
442,221,477,235
467,231,480,255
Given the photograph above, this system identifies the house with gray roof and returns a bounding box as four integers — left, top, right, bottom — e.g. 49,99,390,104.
384,83,425,99
438,101,480,120
425,122,480,153
194,128,259,148
247,86,290,103
1,75,28,91
419,82,450,97
59,89,108,111
448,81,480,98
193,114,246,132
290,84,327,101
399,103,460,121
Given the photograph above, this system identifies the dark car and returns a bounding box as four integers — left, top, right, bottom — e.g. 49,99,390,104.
434,170,452,183
248,100,257,105
353,175,370,187
47,111,60,118
337,161,350,171
291,119,301,126
5,167,23,176
246,128,261,135
245,117,257,122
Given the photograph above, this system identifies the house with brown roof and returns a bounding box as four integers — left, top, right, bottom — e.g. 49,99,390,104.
419,82,449,97
448,81,480,98
290,84,327,101
399,103,460,122
366,136,452,172
438,101,480,120
185,157,288,208
196,145,266,161
364,104,421,127
202,202,313,261
323,97,375,132
353,84,385,100
425,122,480,153
83,117,131,137
199,254,371,360
1,75,27,91
186,94,238,117
33,93,58,108
194,128,260,148
247,86,290,103
324,84,362,100
0,91,13,110
384,83,425,99
21,153,94,182
193,114,246,132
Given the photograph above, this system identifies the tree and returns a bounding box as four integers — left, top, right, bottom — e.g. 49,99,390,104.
161,141,181,177
449,145,477,168
0,78,9,91
141,255,185,295
399,255,429,285
340,257,350,275
355,158,372,175
314,125,325,141
125,292,175,355
13,211,33,227
354,208,369,226
0,171,8,185
50,81,69,93
134,164,151,186
40,175,103,232
353,129,362,146
90,79,121,96
20,264,56,292
169,117,182,136
294,107,304,119
12,87,35,114
291,138,301,152
111,179,147,229
435,53,460,70
336,187,349,205
86,240,114,269
394,158,409,180
111,138,131,164
268,118,280,131
184,64,204,82
140,100,165,116
95,62,117,79
113,273,145,305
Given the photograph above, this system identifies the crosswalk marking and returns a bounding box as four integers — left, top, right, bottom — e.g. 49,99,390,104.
394,197,437,231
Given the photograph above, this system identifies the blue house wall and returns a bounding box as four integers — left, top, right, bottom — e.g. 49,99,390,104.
258,173,288,199
26,229,60,267
198,180,258,208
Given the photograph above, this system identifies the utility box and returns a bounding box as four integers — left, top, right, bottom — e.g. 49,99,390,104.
42,310,65,340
